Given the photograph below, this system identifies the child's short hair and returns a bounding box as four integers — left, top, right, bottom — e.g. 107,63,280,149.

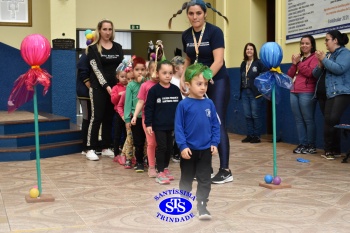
132,56,146,68
170,56,185,67
185,63,213,82
156,60,174,72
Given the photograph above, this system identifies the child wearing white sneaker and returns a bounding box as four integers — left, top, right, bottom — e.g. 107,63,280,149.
174,63,220,220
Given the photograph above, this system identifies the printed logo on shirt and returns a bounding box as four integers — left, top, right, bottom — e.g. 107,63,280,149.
252,66,258,72
101,54,120,59
186,42,210,48
154,189,195,223
160,96,179,103
205,109,211,118
157,98,162,103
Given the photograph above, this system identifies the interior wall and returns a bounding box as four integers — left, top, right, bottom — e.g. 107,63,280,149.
75,0,213,32
50,0,76,41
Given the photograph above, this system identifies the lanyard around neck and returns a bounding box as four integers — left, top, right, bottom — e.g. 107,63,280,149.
192,23,206,64
245,60,252,76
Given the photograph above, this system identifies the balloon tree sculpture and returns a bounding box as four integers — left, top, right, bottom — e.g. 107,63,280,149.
254,42,293,188
8,34,55,202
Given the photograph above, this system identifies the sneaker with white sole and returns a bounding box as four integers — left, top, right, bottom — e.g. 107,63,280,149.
321,152,335,160
101,148,114,158
155,172,170,184
211,168,233,184
197,201,212,220
172,154,181,163
164,168,174,181
86,150,99,161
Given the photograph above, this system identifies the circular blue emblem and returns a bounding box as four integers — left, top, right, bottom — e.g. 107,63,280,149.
159,197,192,215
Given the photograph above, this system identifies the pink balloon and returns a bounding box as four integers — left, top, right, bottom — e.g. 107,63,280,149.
20,34,51,66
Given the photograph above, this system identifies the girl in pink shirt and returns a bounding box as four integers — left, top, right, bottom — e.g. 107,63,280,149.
115,71,136,166
111,70,127,159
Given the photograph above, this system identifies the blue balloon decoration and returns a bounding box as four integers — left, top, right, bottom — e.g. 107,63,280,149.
259,42,283,69
254,42,293,101
85,29,92,36
264,174,273,184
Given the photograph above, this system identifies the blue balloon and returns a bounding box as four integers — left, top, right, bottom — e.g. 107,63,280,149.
264,174,273,184
259,42,283,69
85,29,92,36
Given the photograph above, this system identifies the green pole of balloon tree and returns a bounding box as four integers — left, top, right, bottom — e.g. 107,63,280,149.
33,86,42,196
272,85,277,178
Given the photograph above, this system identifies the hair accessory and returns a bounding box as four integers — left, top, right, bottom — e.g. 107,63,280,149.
185,63,212,82
116,58,133,73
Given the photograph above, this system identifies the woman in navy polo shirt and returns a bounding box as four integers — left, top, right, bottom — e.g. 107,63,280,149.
169,0,232,184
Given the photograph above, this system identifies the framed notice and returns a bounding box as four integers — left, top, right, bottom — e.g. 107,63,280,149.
0,0,32,26
286,0,350,43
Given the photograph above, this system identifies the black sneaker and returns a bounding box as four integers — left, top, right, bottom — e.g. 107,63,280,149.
135,163,144,173
241,135,253,143
304,144,316,154
293,144,306,154
197,201,211,220
321,152,335,160
211,168,233,184
250,136,261,143
172,154,181,163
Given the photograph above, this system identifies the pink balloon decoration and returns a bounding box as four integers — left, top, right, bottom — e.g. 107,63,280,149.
20,34,51,66
8,34,52,113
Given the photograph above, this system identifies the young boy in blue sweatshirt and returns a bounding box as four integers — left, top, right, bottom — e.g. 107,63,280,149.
174,63,220,220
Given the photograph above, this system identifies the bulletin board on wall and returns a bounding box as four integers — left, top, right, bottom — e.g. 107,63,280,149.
286,0,350,43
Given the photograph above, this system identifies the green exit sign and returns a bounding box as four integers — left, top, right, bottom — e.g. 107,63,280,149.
130,25,140,30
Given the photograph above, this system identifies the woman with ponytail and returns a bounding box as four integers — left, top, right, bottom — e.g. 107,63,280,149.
169,1,232,185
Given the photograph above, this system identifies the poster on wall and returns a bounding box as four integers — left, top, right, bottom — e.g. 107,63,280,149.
0,0,32,26
286,0,350,43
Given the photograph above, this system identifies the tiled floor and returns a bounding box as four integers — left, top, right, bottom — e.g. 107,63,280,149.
1,134,350,233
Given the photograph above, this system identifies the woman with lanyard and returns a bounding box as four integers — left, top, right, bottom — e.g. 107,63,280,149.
240,43,268,144
169,0,232,184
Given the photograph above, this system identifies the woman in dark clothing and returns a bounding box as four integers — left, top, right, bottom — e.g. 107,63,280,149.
240,43,268,144
85,19,124,161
